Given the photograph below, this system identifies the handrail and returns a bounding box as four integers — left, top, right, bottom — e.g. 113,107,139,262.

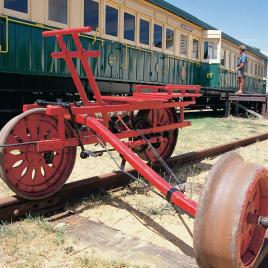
0,15,8,54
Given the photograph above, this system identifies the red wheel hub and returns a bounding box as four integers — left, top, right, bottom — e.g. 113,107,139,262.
194,152,268,268
0,108,76,199
240,172,268,265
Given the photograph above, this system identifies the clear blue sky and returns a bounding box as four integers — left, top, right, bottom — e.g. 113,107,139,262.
166,0,268,56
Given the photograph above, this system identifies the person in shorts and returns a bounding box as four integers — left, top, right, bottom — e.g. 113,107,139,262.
236,45,248,94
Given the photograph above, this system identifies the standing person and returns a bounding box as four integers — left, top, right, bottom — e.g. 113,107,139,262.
236,45,248,94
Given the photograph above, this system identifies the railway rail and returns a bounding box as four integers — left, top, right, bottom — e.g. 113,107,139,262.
0,131,267,223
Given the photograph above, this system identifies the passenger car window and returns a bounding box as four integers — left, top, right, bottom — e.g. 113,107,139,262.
124,12,135,41
49,0,67,24
180,34,188,56
192,39,199,59
204,41,218,60
84,0,99,31
4,0,28,13
166,29,174,51
106,5,118,37
139,19,150,45
154,24,162,48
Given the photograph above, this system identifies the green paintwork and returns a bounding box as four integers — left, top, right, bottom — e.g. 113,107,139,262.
263,80,267,94
0,17,265,95
0,18,200,85
200,63,220,88
220,68,264,93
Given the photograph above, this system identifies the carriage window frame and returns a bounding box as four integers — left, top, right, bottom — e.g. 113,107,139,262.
233,54,237,69
104,4,119,40
3,0,30,19
180,34,188,57
250,62,253,75
46,0,69,28
165,28,175,53
123,11,136,44
259,64,261,77
220,50,225,67
83,0,100,33
139,17,150,48
228,52,232,70
255,63,258,76
192,39,199,60
153,23,163,50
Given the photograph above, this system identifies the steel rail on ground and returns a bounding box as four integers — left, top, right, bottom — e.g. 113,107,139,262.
0,131,267,222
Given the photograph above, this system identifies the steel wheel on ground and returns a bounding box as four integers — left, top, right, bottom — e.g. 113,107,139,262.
194,152,268,268
132,108,178,163
0,108,77,200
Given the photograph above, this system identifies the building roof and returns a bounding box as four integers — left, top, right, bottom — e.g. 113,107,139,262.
146,0,268,60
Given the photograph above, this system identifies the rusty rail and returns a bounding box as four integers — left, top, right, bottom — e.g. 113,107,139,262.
0,131,268,222
169,132,268,165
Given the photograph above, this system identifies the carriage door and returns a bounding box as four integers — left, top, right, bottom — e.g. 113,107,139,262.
150,23,165,83
200,30,221,88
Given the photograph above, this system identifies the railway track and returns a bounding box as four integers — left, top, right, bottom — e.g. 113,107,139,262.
0,131,268,223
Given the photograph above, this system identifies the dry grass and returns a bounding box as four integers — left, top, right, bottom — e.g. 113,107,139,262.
176,115,268,154
0,216,147,268
0,115,268,266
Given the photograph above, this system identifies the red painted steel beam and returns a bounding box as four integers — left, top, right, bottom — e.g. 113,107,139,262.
84,115,197,217
51,51,101,59
44,101,196,117
42,26,92,37
36,119,191,152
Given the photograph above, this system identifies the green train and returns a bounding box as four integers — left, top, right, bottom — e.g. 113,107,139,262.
0,0,267,121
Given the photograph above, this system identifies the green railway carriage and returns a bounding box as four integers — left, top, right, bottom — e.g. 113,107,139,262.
0,0,267,120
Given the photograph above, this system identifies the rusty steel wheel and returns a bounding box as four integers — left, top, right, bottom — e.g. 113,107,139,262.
0,108,77,200
132,108,178,162
194,152,268,268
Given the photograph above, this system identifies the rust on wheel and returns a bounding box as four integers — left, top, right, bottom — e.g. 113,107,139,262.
132,108,178,162
0,108,77,200
194,152,268,268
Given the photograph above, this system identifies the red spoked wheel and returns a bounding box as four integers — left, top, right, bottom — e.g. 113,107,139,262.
0,108,77,200
132,108,178,162
194,152,268,268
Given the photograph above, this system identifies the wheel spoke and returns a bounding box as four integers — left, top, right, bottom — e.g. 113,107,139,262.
25,114,41,140
6,161,28,181
3,153,26,169
19,165,34,185
12,118,30,142
133,108,178,162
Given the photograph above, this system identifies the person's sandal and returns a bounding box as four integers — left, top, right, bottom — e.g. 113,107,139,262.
235,91,243,95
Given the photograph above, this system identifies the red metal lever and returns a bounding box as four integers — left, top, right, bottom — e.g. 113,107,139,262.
42,26,92,37
51,51,101,59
